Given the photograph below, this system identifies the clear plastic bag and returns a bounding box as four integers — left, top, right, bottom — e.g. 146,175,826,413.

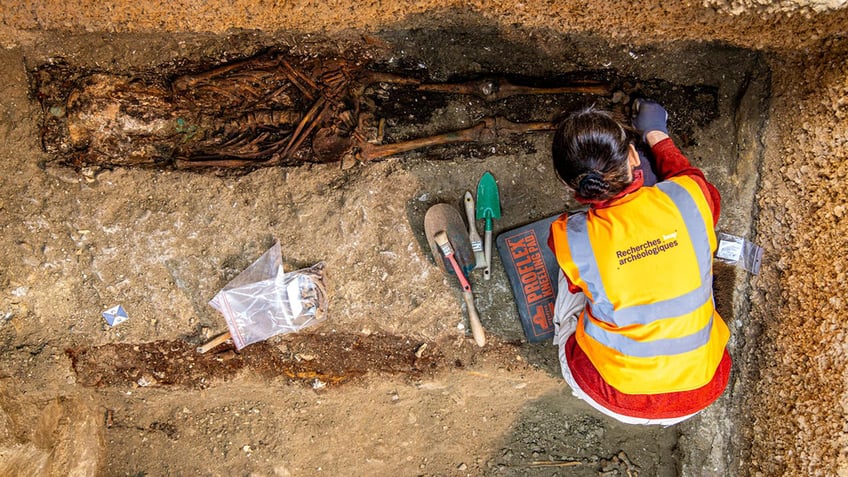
208,241,328,350
715,232,764,275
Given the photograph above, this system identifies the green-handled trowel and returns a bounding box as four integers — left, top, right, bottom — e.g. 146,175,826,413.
475,171,502,280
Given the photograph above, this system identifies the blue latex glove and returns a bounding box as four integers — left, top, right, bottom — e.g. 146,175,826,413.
632,99,668,140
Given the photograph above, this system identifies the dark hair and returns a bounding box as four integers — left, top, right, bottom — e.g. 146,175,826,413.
552,106,638,201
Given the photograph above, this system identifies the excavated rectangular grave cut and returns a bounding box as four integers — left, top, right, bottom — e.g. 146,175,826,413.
25,30,769,476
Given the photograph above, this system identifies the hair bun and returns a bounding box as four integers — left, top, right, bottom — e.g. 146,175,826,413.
577,170,610,199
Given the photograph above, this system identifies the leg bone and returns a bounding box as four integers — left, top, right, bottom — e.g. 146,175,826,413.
356,117,554,162
416,78,610,101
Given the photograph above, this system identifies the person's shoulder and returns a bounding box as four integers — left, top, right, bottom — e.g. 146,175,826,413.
551,208,587,225
666,173,713,193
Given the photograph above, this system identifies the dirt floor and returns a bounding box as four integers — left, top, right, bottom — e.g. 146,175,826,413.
0,2,847,477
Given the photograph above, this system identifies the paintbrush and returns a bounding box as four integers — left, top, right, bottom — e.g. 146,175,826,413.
464,191,486,269
434,231,486,347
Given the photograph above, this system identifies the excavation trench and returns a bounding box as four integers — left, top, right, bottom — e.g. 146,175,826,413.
6,30,769,476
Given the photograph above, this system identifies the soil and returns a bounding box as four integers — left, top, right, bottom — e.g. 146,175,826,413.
0,3,846,477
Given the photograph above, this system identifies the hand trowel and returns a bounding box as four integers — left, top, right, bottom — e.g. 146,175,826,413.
424,203,475,276
475,172,501,280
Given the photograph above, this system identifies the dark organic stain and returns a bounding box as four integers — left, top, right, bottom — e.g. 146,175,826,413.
65,332,444,389
149,421,180,440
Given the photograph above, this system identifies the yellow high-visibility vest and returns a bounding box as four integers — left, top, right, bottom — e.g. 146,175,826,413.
551,176,729,394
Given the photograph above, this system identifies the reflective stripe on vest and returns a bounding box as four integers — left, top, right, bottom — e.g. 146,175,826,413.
582,313,715,357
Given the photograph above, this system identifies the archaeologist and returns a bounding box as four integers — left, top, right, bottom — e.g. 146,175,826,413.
547,101,731,425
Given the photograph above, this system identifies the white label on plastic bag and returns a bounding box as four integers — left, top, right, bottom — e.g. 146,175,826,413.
716,240,742,261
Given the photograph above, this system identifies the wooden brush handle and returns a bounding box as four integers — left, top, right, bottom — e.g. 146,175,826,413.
197,331,232,354
464,191,482,243
463,291,486,347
